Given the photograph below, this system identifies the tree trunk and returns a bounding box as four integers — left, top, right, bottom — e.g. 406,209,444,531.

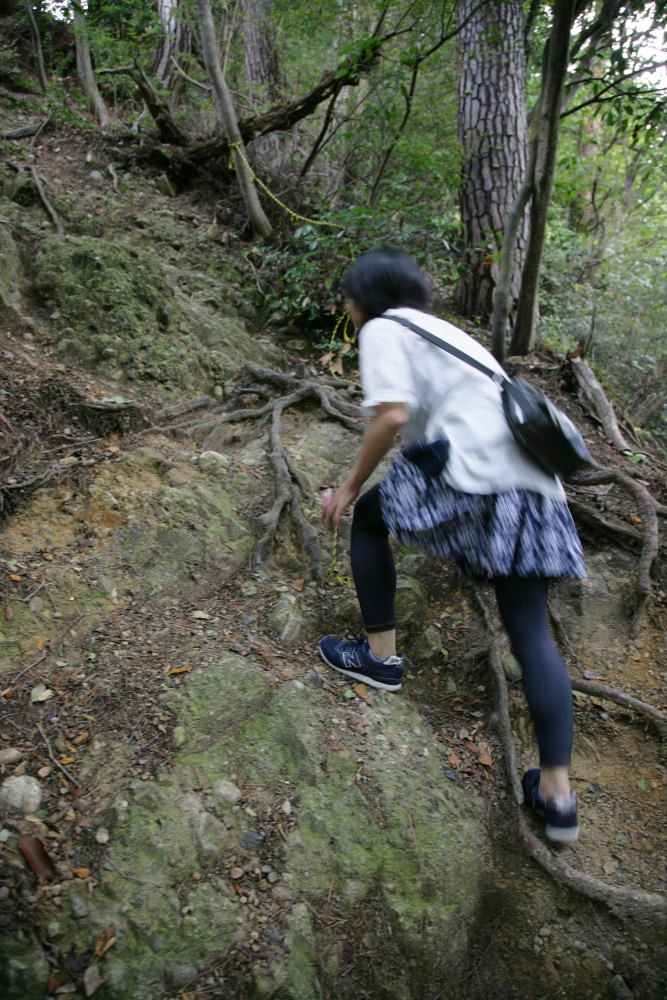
510,0,576,355
241,0,282,171
22,0,48,92
153,0,193,94
72,3,110,126
196,0,272,239
455,0,529,323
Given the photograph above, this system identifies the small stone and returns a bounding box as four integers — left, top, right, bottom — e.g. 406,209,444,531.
69,892,89,919
0,775,43,814
0,748,23,765
212,779,241,804
95,828,110,845
230,867,244,880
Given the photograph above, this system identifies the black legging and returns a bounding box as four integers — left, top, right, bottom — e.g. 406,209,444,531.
351,485,573,767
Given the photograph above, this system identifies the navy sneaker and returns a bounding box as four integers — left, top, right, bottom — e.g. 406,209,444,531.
522,768,579,842
318,634,404,691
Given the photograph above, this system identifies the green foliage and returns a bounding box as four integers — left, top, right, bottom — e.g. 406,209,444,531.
255,203,460,339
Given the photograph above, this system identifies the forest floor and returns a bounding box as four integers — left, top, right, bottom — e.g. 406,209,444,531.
0,115,666,999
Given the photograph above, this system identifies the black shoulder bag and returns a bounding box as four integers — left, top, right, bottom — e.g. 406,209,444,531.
388,315,592,481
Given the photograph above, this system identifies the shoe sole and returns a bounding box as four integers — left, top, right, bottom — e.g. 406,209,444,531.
318,648,403,691
546,823,579,843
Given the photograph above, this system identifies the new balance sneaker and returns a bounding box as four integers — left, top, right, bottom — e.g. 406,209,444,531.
318,634,404,691
522,768,579,842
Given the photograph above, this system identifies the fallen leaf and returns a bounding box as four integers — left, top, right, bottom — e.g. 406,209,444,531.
353,682,370,701
35,637,46,651
18,833,56,880
59,756,75,765
83,963,102,997
73,866,92,879
191,610,211,620
8,573,21,582
343,688,356,699
478,751,493,767
30,683,54,703
292,578,305,592
96,936,117,958
447,752,462,769
5,605,13,620
167,665,193,676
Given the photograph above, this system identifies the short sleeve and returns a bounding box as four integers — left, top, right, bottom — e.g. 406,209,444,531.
359,319,419,415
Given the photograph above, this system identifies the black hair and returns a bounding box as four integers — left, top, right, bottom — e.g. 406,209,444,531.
341,246,431,321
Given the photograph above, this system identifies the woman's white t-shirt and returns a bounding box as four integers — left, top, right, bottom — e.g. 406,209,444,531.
359,308,566,501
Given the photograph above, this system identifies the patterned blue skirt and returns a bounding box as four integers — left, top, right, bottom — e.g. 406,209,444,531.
379,451,585,582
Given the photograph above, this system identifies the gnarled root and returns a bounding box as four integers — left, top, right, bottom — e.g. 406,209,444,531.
149,363,362,580
473,590,667,914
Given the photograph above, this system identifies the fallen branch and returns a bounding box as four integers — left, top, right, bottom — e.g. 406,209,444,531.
473,590,667,914
569,356,633,453
568,467,662,634
0,117,49,140
29,165,64,235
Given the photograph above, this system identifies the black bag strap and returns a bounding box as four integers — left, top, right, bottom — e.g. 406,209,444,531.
386,314,508,387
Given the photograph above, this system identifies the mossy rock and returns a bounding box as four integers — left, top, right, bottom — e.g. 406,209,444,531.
31,235,274,393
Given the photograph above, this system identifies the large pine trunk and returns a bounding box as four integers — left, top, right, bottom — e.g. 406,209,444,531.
455,0,528,322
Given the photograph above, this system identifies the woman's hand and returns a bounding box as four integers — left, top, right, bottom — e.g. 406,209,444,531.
321,402,408,530
322,480,360,529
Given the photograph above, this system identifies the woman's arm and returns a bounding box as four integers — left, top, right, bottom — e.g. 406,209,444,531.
322,402,408,528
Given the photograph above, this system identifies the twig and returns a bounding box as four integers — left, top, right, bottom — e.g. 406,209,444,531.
169,55,211,92
37,723,78,785
104,858,166,891
28,165,64,235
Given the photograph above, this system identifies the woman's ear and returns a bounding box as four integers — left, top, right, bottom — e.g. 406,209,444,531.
347,299,364,329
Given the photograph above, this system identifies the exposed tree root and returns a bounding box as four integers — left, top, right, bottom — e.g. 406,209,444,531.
568,467,664,635
571,678,667,741
150,363,362,579
569,356,634,453
474,590,667,914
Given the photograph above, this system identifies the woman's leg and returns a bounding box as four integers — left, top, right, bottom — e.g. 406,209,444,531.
493,576,573,797
351,485,397,658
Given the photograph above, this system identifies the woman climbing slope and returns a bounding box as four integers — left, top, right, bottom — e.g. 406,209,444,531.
320,246,585,842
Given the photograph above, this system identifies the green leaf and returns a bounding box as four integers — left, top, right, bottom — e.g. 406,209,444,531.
637,778,647,791
344,688,356,699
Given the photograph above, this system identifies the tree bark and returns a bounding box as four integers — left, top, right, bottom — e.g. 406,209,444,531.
72,3,110,126
153,0,193,94
196,0,272,239
241,0,282,170
22,0,48,92
509,0,576,355
455,0,529,323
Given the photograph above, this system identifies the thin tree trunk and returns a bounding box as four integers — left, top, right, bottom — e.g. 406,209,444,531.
22,0,48,92
455,0,529,323
510,0,576,355
196,0,272,239
241,0,282,170
72,3,110,126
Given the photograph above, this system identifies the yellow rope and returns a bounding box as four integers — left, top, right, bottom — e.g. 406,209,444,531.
230,141,342,232
329,525,350,586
